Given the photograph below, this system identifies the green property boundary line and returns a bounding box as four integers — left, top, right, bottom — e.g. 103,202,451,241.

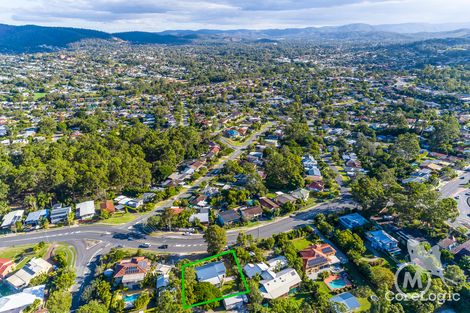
181,249,250,309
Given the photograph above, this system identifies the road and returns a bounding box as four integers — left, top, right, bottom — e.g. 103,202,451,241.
442,169,470,230
0,122,276,307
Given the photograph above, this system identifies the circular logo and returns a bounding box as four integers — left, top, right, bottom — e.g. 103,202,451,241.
394,262,432,298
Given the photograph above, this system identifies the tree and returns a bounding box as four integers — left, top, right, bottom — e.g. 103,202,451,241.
271,296,302,312
134,291,151,309
46,291,72,313
265,148,304,190
95,280,112,307
351,176,387,214
155,290,188,313
370,266,395,289
52,268,76,291
193,282,222,310
430,115,460,152
203,225,226,255
53,251,68,268
391,133,420,162
77,300,108,313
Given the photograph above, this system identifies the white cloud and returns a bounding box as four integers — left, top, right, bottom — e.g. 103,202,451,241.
0,0,468,32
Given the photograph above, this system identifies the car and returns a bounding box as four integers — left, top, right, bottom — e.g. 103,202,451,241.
182,232,192,236
113,233,129,240
158,244,168,249
139,243,151,248
455,195,460,200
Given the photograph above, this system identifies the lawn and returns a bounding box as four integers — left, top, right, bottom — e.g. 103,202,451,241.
220,280,237,295
291,237,315,251
52,243,77,268
99,212,140,224
33,92,46,100
343,263,369,287
0,243,50,270
358,297,372,312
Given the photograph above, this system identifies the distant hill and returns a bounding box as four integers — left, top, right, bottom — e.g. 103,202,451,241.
0,24,111,53
112,32,195,45
0,23,469,53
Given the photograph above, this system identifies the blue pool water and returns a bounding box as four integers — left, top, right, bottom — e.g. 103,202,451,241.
327,278,348,289
0,282,13,297
124,293,140,303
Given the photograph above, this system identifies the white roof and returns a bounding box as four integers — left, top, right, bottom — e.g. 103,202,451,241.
223,294,247,307
0,285,45,313
266,256,288,271
76,200,95,217
6,258,52,289
189,213,209,223
260,268,301,299
1,210,24,228
243,263,269,278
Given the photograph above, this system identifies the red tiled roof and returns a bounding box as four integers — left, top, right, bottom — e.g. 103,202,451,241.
299,244,336,269
100,200,116,213
169,207,184,215
0,258,14,276
114,257,150,278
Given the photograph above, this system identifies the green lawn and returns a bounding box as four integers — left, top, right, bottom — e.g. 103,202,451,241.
290,237,315,251
0,243,50,270
33,92,46,100
98,212,140,224
52,243,77,268
220,280,237,295
358,297,372,312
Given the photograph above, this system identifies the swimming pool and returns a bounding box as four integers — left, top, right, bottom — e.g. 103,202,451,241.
327,278,348,289
124,293,140,304
0,282,13,297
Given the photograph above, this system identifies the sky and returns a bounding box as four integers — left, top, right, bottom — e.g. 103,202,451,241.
0,0,469,32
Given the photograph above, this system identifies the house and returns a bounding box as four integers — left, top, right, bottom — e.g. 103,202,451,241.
142,193,156,203
275,193,297,206
100,200,116,214
244,263,270,279
259,197,279,211
437,237,458,251
299,244,339,274
217,210,241,226
114,257,151,289
223,294,248,311
451,239,470,258
224,129,239,138
259,268,301,299
291,188,309,201
155,263,172,290
265,256,288,271
76,200,96,220
50,205,72,224
24,209,49,227
240,206,263,221
366,230,401,255
189,212,209,224
306,181,325,192
6,258,52,290
339,213,368,229
0,259,14,280
1,210,24,229
330,292,361,312
126,199,143,209
0,285,45,313
195,261,226,286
